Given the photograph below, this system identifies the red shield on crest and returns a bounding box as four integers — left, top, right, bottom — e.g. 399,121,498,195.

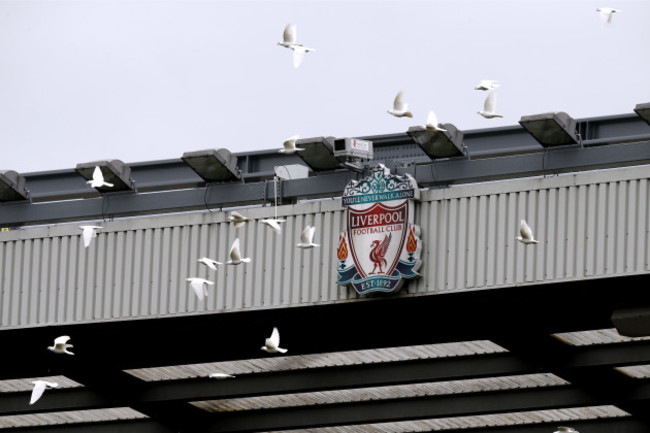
347,201,408,279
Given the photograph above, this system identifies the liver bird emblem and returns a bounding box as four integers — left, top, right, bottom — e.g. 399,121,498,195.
369,233,392,274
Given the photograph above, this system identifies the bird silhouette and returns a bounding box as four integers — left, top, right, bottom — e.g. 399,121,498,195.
369,233,391,274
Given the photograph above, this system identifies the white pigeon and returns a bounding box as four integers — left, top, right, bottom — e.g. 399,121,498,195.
47,335,74,355
227,238,251,265
277,23,315,68
198,257,222,270
261,218,286,235
387,90,413,118
186,278,214,303
554,428,578,433
261,327,287,354
297,225,320,248
516,219,539,245
477,90,503,119
228,211,253,229
79,225,102,248
596,7,620,25
209,372,236,379
474,79,500,91
86,166,114,188
425,111,447,132
29,380,58,405
279,135,303,154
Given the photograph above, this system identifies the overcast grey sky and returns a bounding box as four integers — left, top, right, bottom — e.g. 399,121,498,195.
0,0,648,173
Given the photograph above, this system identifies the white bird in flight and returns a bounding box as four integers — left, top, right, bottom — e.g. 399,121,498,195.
425,111,447,132
198,257,222,270
186,277,214,302
477,90,503,119
516,219,539,245
227,238,251,265
79,225,102,248
387,90,413,118
228,211,254,229
279,135,303,154
596,7,620,25
87,166,114,188
261,218,285,235
554,428,578,433
277,23,315,68
297,225,320,249
474,79,500,91
261,327,287,354
29,380,59,405
209,372,236,379
48,335,74,355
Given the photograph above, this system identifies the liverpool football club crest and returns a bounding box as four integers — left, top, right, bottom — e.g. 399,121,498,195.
337,165,422,295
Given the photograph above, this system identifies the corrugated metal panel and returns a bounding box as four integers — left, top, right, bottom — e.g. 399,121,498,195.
552,328,650,346
615,365,650,378
1,164,650,328
0,407,146,429
124,341,506,382
190,373,568,413
0,376,81,393
263,406,629,433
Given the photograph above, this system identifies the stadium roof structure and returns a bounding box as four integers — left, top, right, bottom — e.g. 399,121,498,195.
1,109,650,433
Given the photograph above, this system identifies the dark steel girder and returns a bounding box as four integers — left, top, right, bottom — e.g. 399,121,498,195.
2,130,650,226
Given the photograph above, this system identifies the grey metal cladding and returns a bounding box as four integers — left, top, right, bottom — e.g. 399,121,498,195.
1,164,649,329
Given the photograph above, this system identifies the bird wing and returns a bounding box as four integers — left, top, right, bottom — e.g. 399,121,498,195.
92,166,103,183
520,219,534,240
377,233,392,258
81,227,94,247
484,90,497,113
54,336,70,346
393,91,406,111
283,135,300,150
283,23,296,44
30,381,46,405
269,327,280,347
292,46,306,68
426,111,438,129
263,219,282,234
300,226,314,244
230,238,242,261
189,279,205,302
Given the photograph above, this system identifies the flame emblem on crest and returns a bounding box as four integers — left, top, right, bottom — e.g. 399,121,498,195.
406,226,417,254
337,234,348,260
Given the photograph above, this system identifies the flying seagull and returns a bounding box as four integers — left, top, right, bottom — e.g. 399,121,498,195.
554,428,579,433
261,218,285,235
425,111,447,131
516,219,539,245
87,166,114,188
596,7,620,25
279,135,303,154
79,225,102,248
48,335,74,355
297,225,320,248
261,327,287,354
227,238,251,265
209,372,236,379
29,380,59,405
277,23,315,68
186,277,214,302
198,257,222,270
387,90,413,118
228,211,253,228
477,90,503,119
474,79,500,91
